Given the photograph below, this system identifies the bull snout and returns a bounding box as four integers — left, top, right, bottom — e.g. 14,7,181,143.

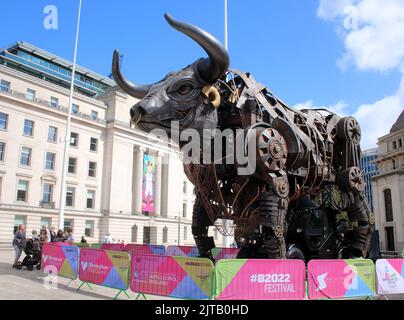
130,104,148,125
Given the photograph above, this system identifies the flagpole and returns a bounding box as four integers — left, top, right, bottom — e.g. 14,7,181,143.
58,0,83,230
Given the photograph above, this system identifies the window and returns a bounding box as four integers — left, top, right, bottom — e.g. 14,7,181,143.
42,183,53,204
0,112,8,130
0,80,10,92
399,139,403,148
183,226,188,241
214,229,218,240
70,132,78,147
162,227,168,243
20,147,32,166
40,217,51,229
26,88,36,101
91,110,98,120
88,161,97,177
85,221,94,237
183,181,187,194
13,215,27,234
68,157,77,174
384,189,394,222
50,96,59,108
45,152,56,170
385,227,395,251
72,104,79,114
48,126,58,142
183,202,187,218
393,141,397,150
86,190,95,209
66,187,75,207
90,138,98,152
17,180,29,202
0,176,2,200
23,119,34,136
0,142,5,161
64,219,73,232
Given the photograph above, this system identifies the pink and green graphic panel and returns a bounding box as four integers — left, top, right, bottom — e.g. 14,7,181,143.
125,244,166,256
166,246,199,257
79,249,130,290
376,259,404,295
308,259,376,299
41,243,78,280
100,243,125,251
211,248,239,261
214,259,306,300
130,255,214,299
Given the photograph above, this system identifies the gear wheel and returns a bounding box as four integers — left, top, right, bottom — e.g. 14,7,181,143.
337,116,361,145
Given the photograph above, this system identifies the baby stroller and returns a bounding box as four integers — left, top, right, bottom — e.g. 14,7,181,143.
21,238,41,271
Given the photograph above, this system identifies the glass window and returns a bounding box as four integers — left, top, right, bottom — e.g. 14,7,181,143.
20,147,32,166
183,181,187,194
393,141,397,150
66,187,75,207
214,228,218,240
91,110,98,120
50,96,59,108
183,226,188,241
42,183,53,204
70,132,78,147
0,142,5,161
88,161,97,177
0,112,8,130
0,80,10,92
64,219,73,232
45,152,56,170
40,217,51,228
48,126,57,142
399,139,403,148
14,215,27,234
90,138,98,152
183,202,187,218
26,88,36,101
23,119,34,136
68,157,77,174
17,180,29,202
85,221,94,237
72,104,79,114
86,190,95,209
162,227,168,243
384,189,394,222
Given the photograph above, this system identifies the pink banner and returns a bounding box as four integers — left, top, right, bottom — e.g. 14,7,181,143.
166,245,199,257
215,259,306,300
212,248,240,261
100,243,125,251
125,244,166,256
41,243,78,279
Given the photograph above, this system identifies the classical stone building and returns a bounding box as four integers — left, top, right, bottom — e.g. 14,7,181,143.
372,110,404,253
0,42,226,248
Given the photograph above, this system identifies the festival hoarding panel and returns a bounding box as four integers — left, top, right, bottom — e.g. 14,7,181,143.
100,243,125,251
166,245,199,257
130,255,214,299
376,259,404,295
211,247,240,261
142,154,155,213
214,259,306,300
125,243,166,256
308,259,376,299
78,249,130,290
90,243,102,249
41,243,78,280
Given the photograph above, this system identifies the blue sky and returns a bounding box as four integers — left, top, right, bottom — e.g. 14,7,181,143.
2,0,403,148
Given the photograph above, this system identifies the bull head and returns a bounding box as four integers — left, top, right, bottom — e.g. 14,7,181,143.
112,14,229,138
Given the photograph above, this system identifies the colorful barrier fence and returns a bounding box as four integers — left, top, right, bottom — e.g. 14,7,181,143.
130,255,214,299
90,243,102,249
74,243,90,248
78,248,131,299
308,259,376,299
166,245,199,257
100,243,125,251
376,259,404,295
41,243,79,280
125,244,166,256
214,259,306,300
211,247,240,260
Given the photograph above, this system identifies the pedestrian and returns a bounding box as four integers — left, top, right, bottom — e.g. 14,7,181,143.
43,225,51,243
39,228,48,244
121,240,125,246
55,229,65,242
81,236,87,243
31,230,39,241
65,227,75,244
12,224,26,268
50,226,56,242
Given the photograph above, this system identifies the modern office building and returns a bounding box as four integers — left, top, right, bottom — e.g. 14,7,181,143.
371,110,404,252
0,41,226,248
360,148,379,212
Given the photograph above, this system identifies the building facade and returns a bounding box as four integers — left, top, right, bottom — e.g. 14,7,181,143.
371,110,404,253
360,148,379,212
0,42,226,248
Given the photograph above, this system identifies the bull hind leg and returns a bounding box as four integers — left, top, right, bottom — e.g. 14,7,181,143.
192,196,216,261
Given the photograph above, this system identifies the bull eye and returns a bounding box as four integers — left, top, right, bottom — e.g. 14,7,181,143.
177,83,194,95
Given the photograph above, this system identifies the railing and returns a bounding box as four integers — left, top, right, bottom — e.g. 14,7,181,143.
39,201,55,209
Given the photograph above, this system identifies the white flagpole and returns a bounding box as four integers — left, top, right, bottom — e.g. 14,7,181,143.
58,0,83,230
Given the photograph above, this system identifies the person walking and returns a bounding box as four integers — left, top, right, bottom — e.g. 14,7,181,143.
50,226,56,242
65,227,75,244
81,236,87,243
12,225,26,268
54,229,65,242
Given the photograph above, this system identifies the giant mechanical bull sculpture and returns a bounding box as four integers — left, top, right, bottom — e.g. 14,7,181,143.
112,14,375,260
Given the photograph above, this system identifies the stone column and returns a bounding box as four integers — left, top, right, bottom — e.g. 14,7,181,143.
134,146,145,214
154,152,162,216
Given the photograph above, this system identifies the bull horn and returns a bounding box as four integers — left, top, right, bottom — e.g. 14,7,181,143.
111,50,152,99
164,13,230,84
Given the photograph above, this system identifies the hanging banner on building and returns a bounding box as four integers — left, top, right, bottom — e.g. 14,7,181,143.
142,154,156,213
376,259,404,295
79,249,130,290
100,243,125,251
130,255,214,299
41,243,79,280
214,259,306,300
308,259,376,299
125,244,166,256
166,245,199,257
211,247,240,261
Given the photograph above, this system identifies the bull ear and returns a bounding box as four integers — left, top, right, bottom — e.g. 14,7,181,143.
164,13,230,84
111,50,152,99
